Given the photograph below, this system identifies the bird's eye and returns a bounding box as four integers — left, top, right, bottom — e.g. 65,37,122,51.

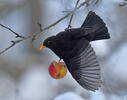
47,41,51,45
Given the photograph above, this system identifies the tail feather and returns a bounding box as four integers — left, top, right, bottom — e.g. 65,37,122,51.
81,11,102,27
82,11,110,41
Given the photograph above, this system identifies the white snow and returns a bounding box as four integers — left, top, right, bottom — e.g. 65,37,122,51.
54,92,85,100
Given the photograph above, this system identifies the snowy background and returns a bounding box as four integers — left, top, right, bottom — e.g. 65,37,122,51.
0,0,127,100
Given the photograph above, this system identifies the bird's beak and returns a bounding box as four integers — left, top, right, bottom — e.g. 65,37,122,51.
40,45,46,50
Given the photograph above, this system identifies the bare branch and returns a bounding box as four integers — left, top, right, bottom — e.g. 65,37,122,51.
0,42,15,55
0,24,25,38
39,0,89,32
119,2,127,6
0,37,29,55
68,0,80,28
41,13,70,32
33,0,89,39
0,0,91,55
37,22,42,32
95,0,99,4
62,11,71,13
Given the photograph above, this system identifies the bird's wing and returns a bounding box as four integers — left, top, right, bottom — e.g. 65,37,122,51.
65,42,101,91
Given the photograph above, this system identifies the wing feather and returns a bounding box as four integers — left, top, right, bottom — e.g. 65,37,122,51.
65,43,101,91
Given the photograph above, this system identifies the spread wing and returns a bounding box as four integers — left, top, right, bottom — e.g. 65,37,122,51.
65,43,102,91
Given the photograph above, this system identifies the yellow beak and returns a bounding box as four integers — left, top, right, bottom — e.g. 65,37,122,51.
40,45,46,50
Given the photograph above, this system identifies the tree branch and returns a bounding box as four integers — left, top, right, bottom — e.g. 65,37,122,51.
41,13,70,32
0,42,15,55
39,0,89,32
68,0,80,28
0,24,25,38
0,37,29,55
95,0,99,4
119,2,127,6
0,0,90,55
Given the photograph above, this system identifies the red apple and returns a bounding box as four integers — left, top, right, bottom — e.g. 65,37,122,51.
49,61,67,79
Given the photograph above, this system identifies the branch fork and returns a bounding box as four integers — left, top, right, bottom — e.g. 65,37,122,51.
0,0,92,55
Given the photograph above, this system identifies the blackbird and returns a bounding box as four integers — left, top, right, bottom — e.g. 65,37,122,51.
40,11,110,91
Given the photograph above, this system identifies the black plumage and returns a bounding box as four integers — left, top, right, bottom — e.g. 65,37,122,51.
42,11,110,91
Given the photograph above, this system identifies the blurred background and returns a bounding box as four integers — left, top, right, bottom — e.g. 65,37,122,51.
0,0,127,100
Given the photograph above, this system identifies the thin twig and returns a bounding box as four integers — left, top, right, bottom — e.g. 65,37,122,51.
0,42,15,55
0,0,90,55
31,23,43,42
62,11,71,13
0,37,29,55
41,13,70,32
68,0,80,28
37,22,42,32
95,0,99,4
0,24,25,38
119,2,127,6
39,0,89,32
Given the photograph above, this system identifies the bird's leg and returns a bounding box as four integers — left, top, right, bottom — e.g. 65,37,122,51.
58,58,61,62
65,28,69,31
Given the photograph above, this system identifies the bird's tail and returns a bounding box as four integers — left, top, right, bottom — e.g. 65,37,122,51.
81,11,110,41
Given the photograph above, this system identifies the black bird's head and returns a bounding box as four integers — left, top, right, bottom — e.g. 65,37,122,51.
40,36,56,50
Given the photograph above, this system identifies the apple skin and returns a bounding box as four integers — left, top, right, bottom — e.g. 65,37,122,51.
49,61,67,79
